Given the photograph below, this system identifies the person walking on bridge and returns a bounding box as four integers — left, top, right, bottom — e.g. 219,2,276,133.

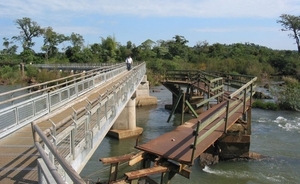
125,56,133,71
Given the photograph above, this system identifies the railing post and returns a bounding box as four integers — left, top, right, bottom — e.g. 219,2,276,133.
71,127,76,159
247,83,254,135
85,99,92,149
243,88,247,121
224,100,230,133
71,108,77,159
207,82,211,110
190,120,201,165
181,92,186,125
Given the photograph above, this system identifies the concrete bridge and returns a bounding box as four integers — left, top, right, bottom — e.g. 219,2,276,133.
0,63,257,184
0,62,157,183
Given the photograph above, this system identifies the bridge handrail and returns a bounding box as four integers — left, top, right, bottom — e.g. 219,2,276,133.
0,63,128,138
0,63,124,106
190,74,257,163
229,77,257,99
33,125,85,184
32,63,111,67
31,63,146,183
163,69,226,110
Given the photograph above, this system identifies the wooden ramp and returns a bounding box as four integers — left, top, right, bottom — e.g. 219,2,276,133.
135,98,251,165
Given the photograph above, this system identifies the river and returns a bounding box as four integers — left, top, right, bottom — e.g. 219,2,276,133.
80,85,300,184
0,84,299,183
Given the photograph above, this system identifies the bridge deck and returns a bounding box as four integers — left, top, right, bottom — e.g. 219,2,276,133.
0,70,133,184
135,97,250,165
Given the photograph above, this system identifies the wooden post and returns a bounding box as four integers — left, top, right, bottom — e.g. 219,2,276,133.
207,84,211,110
247,83,253,135
167,91,182,122
242,88,247,121
247,108,252,135
181,93,185,125
161,171,170,184
190,120,200,164
108,163,119,182
224,100,230,133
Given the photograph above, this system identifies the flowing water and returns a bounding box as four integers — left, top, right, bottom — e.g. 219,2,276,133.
1,84,299,183
80,85,300,184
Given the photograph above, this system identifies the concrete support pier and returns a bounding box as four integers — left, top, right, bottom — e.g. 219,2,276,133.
109,96,143,139
108,75,157,139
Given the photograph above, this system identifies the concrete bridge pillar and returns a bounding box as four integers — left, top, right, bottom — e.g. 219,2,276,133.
113,96,136,130
108,96,143,139
108,75,157,139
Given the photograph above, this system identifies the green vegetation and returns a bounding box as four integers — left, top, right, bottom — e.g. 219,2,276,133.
1,15,300,111
269,76,300,111
252,100,279,111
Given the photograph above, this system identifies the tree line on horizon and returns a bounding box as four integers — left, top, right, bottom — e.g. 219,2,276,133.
0,15,300,82
1,15,300,111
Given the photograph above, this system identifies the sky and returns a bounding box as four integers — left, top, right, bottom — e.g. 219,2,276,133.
0,0,300,53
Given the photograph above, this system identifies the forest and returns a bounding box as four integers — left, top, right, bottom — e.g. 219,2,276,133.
0,15,300,110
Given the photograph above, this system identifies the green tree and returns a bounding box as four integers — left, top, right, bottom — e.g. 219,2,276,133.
65,32,85,63
277,14,300,53
139,39,156,59
42,27,68,60
1,37,18,55
69,32,84,48
90,43,104,62
100,36,118,62
167,35,189,60
12,17,44,51
20,49,34,63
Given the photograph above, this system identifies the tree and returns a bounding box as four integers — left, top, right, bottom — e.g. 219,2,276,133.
69,32,84,48
65,32,84,63
42,27,68,60
277,14,300,53
167,35,189,60
2,37,18,55
12,17,44,51
139,39,156,59
100,36,118,62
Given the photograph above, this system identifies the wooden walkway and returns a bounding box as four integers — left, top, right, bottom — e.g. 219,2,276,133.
135,72,255,166
100,70,256,183
135,98,250,164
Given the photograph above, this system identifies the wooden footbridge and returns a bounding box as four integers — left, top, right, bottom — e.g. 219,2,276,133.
100,70,257,184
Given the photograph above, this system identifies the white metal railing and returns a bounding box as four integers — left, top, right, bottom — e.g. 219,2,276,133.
0,63,126,138
32,63,146,183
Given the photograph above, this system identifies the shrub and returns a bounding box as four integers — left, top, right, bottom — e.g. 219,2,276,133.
252,100,279,110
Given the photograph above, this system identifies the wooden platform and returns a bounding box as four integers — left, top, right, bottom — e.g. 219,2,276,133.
135,99,251,165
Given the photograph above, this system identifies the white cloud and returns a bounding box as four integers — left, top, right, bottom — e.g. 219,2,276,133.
1,0,299,19
191,26,279,33
0,0,298,50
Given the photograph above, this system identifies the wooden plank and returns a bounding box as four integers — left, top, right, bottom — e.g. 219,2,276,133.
129,151,144,166
125,166,168,180
100,153,134,164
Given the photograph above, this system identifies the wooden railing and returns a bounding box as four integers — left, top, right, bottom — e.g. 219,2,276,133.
190,75,257,163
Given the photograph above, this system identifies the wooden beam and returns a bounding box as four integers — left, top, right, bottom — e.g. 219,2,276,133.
129,152,145,166
125,166,168,180
100,153,134,164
